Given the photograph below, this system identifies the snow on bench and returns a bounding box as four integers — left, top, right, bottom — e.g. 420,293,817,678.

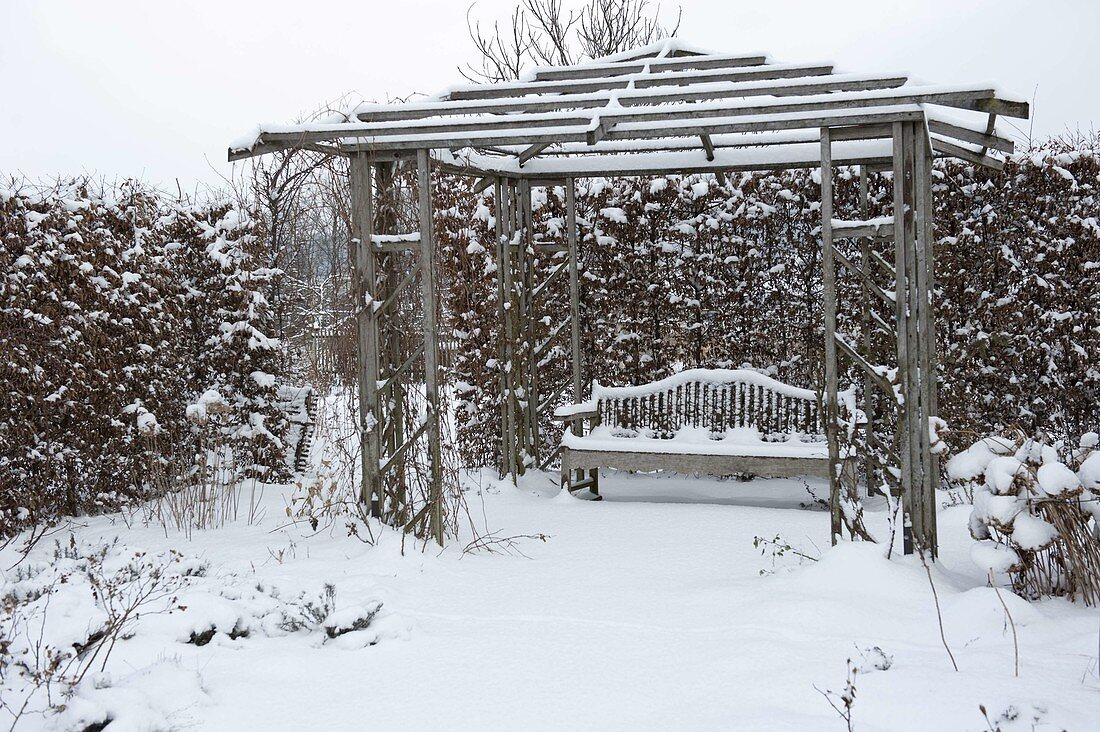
553,369,836,498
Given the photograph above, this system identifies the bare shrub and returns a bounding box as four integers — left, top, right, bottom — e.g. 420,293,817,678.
0,537,188,728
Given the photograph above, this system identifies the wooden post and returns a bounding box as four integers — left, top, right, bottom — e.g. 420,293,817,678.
349,154,382,516
416,148,444,546
520,179,539,468
564,176,597,495
913,123,939,553
819,127,842,543
493,178,511,479
892,121,925,555
373,161,406,521
499,179,519,482
566,178,583,407
858,165,880,499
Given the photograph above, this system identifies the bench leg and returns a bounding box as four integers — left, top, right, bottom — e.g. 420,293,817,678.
566,468,601,500
561,449,602,500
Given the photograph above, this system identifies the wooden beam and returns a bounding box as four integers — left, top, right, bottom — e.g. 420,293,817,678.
493,178,515,479
566,177,583,412
530,52,769,81
597,87,1030,130
533,319,570,360
832,217,895,239
378,343,426,393
379,419,430,476
606,108,928,142
503,129,823,156
586,119,610,146
828,123,894,141
352,83,1025,137
927,118,1013,152
972,98,1029,119
819,126,842,543
930,136,1004,171
833,333,897,398
260,101,995,154
499,126,915,158
981,112,999,156
700,134,716,161
376,267,416,317
327,111,597,139
443,63,837,100
333,128,593,151
531,260,568,302
833,247,895,306
520,179,540,466
913,125,939,553
530,178,569,187
893,120,919,555
372,240,420,252
518,142,551,167
622,74,908,107
483,147,895,180
228,140,346,162
356,71,902,123
857,163,881,497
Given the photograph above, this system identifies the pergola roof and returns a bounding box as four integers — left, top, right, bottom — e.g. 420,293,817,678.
229,39,1027,178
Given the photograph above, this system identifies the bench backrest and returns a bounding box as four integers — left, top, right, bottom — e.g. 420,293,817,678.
591,369,822,438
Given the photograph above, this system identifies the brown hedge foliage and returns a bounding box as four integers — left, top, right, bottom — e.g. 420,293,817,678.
0,179,289,535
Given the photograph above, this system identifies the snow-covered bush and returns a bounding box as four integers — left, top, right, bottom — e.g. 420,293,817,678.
1,536,403,727
955,433,1100,604
0,179,290,536
0,537,191,727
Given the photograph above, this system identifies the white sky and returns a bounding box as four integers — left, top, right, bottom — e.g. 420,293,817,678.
2,0,1096,191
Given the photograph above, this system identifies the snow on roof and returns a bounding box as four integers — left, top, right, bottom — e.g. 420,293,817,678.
441,139,895,180
229,41,1029,175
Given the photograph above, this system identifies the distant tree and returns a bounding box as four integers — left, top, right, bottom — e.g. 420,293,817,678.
461,0,682,82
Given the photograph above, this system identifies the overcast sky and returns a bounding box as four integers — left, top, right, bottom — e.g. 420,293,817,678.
2,0,1096,192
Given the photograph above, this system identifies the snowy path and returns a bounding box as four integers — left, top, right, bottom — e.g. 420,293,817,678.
6,472,1099,730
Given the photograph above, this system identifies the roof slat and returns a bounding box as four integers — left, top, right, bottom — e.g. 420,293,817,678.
927,118,1014,153
602,107,928,143
589,86,1027,142
442,63,835,100
529,52,769,82
359,69,893,122
255,107,926,154
440,139,895,179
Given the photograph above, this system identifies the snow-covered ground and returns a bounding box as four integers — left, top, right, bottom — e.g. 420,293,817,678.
3,467,1098,731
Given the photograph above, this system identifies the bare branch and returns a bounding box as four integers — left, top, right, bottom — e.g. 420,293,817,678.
461,0,683,83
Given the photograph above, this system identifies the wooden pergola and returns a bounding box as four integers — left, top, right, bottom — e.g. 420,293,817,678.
230,40,1027,552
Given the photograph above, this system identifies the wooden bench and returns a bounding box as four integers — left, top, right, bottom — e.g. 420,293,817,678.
554,369,840,498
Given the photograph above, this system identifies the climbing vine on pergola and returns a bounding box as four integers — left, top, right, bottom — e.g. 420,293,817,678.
231,40,1027,552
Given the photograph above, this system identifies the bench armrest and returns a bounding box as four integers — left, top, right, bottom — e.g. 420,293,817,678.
553,402,599,421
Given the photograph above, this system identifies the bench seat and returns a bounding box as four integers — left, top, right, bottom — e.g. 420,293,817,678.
563,427,839,482
563,426,830,459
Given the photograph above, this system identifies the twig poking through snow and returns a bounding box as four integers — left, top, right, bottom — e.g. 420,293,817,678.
918,547,959,672
989,570,1020,677
813,659,857,732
